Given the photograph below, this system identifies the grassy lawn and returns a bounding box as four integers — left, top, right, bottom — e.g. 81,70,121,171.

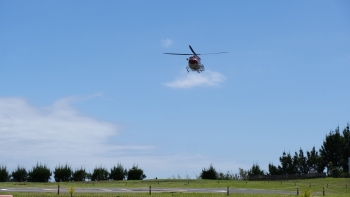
0,178,349,196
0,193,349,197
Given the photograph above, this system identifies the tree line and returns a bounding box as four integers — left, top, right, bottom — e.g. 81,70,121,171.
0,163,146,182
253,124,350,178
2,124,349,181
199,124,350,180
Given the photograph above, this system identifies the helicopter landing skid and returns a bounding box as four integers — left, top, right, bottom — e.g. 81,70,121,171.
186,65,205,73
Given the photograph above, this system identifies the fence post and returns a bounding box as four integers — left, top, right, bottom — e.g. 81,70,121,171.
323,187,325,196
297,186,299,195
149,186,151,195
227,186,229,196
57,183,60,195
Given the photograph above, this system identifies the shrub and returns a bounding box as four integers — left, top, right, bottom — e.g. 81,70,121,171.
72,167,86,181
200,164,218,180
110,163,127,180
54,164,72,182
91,166,109,181
0,165,10,182
28,163,51,182
11,166,27,182
127,165,146,180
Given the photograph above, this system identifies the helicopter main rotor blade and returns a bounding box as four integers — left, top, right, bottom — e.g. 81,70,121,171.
189,45,198,56
200,52,228,55
163,53,193,55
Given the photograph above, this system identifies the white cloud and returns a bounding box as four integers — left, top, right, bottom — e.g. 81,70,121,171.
161,38,173,47
164,70,226,88
0,96,244,179
0,96,153,171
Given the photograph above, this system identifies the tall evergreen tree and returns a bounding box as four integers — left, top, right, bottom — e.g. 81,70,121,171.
127,165,146,180
268,163,281,175
54,164,72,182
319,127,345,175
306,146,325,173
297,148,308,174
91,166,109,181
11,166,27,182
248,163,264,175
0,165,10,182
110,163,127,180
293,152,300,174
341,124,350,172
28,163,51,182
279,151,295,174
200,164,218,180
72,168,86,181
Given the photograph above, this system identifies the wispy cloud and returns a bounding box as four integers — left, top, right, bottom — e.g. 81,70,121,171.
164,70,226,88
0,96,243,178
161,38,173,47
0,96,152,170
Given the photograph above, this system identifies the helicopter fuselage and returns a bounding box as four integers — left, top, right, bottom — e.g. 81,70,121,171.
187,55,204,73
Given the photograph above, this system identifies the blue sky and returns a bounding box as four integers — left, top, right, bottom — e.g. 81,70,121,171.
1,0,350,179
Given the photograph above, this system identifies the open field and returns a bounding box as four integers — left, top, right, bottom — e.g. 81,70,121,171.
1,178,349,196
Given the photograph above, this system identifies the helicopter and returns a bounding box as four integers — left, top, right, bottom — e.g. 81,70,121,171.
164,45,227,73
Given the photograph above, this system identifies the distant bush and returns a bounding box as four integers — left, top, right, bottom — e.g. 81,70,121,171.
11,166,27,182
127,165,146,180
72,167,86,181
28,163,51,182
249,163,265,175
0,165,10,182
200,164,218,180
91,166,109,181
110,163,127,180
54,164,72,182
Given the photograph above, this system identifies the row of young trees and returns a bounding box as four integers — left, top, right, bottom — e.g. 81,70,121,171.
250,124,350,177
0,163,146,182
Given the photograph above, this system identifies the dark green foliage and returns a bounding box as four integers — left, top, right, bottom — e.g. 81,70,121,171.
297,148,309,174
91,166,109,181
109,163,127,180
320,126,344,175
54,164,72,182
306,146,325,173
248,163,265,175
217,171,229,180
0,165,10,182
278,151,296,174
72,167,86,181
28,163,51,182
238,168,248,180
127,165,146,180
200,164,218,180
268,163,281,175
11,166,27,182
319,124,350,176
341,124,350,172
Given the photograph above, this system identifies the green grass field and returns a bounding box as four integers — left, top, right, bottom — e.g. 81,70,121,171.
0,178,349,196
